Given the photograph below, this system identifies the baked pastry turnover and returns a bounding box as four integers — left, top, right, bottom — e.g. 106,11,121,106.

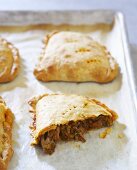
0,97,14,170
34,31,119,83
0,37,20,83
29,94,118,155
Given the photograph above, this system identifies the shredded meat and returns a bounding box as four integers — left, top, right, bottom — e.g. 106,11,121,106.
41,115,113,154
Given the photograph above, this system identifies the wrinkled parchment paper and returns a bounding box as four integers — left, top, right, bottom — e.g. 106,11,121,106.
0,12,137,170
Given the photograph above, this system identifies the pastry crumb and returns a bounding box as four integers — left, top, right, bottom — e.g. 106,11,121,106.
75,143,80,149
71,143,81,149
99,128,112,139
118,133,124,139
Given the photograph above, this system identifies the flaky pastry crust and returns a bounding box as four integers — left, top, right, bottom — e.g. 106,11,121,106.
0,37,20,83
34,31,119,83
0,97,14,170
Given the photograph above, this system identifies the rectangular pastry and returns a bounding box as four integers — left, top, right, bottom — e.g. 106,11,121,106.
34,31,119,83
29,94,118,155
0,97,14,170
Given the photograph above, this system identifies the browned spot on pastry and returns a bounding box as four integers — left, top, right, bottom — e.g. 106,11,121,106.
64,54,72,58
47,65,55,74
76,48,90,53
66,67,76,80
86,59,100,63
83,102,88,108
34,69,48,82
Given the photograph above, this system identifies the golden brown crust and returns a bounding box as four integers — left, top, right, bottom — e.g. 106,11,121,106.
91,99,118,121
0,37,20,83
0,97,14,170
29,94,118,145
34,31,119,83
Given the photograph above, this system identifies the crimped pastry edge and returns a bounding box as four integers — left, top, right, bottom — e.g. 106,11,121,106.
0,97,14,170
0,37,20,83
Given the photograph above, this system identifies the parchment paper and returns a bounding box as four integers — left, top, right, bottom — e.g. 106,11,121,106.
0,14,137,170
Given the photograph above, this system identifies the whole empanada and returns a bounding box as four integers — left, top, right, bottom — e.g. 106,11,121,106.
0,38,20,83
34,31,119,83
0,97,14,170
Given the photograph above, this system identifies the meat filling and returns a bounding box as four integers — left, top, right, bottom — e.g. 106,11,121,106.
40,115,113,155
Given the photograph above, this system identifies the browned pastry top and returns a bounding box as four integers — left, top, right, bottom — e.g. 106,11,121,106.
34,31,119,83
0,37,20,83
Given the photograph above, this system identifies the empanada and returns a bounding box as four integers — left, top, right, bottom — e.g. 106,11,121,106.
34,31,119,83
0,37,20,83
29,94,118,155
0,97,14,170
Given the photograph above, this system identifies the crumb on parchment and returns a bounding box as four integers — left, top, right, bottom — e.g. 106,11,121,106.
99,128,112,139
117,133,124,139
71,142,81,149
75,143,80,149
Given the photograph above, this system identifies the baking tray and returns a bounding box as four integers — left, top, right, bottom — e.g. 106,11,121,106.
0,10,137,170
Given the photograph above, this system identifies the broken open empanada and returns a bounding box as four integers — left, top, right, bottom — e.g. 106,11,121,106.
34,31,119,83
29,94,118,155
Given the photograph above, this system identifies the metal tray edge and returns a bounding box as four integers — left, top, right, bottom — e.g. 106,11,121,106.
117,12,137,132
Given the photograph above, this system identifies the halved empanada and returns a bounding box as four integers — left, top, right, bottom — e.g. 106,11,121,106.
34,31,119,83
29,94,118,155
0,37,20,83
0,97,14,170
